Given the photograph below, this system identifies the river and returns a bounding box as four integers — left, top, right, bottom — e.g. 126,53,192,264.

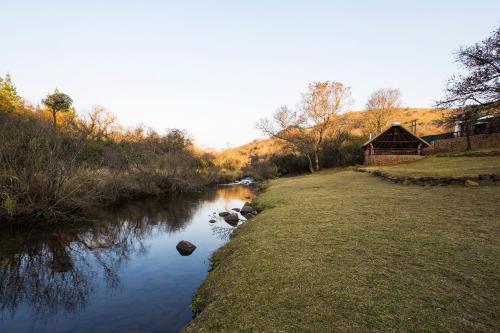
0,185,254,333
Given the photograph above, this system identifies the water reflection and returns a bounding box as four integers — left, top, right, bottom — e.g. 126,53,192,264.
0,217,149,319
211,225,236,241
0,186,254,332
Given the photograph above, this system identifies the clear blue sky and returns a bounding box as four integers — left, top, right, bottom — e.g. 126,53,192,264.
1,1,499,148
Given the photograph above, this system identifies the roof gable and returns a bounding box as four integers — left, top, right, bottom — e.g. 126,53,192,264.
362,124,430,149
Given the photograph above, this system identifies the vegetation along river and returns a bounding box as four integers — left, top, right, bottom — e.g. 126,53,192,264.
0,185,254,333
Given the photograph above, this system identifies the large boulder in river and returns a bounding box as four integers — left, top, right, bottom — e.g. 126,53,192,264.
176,240,197,256
219,211,231,217
240,202,257,215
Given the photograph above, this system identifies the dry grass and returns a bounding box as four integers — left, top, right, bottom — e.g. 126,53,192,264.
363,155,500,178
345,107,448,137
225,107,447,165
184,169,500,332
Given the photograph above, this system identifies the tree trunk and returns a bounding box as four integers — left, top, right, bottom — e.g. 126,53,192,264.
465,131,472,150
306,154,314,173
465,124,472,150
314,151,320,171
52,110,57,130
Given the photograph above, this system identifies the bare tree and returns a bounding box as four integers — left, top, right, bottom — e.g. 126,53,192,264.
436,25,500,150
301,81,352,170
74,106,118,141
364,88,402,135
257,81,352,172
437,25,499,110
256,106,315,173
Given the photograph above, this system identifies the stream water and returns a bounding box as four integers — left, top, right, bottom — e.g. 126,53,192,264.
0,185,254,333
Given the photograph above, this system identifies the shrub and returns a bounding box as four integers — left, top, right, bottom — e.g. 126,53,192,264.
0,87,231,224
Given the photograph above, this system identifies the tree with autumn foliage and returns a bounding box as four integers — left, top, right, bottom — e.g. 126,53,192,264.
364,88,402,135
0,75,23,114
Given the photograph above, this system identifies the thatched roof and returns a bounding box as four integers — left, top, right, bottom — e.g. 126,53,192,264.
362,123,430,149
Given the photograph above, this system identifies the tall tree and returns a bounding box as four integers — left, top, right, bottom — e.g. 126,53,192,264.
364,88,402,135
42,89,73,129
0,74,23,114
301,81,352,171
436,25,500,150
257,81,352,172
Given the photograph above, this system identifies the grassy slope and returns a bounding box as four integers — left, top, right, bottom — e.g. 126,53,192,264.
184,170,500,332
363,156,500,178
225,108,446,162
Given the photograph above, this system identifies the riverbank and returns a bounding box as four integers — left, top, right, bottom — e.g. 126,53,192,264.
184,169,500,332
0,105,242,225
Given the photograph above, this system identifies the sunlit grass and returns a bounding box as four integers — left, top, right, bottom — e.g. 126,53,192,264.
184,169,500,332
363,155,500,178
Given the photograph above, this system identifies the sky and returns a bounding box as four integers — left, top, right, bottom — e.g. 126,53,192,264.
1,1,499,148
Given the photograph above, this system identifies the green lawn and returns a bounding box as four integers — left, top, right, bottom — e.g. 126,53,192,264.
184,170,500,332
363,155,500,178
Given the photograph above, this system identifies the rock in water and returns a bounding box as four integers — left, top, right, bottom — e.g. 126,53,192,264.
209,219,216,223
465,179,479,187
241,202,257,215
232,208,240,212
224,213,239,226
244,212,257,220
176,240,197,256
219,211,231,217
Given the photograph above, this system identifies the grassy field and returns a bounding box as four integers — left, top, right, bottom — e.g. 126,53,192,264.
363,155,500,178
184,169,500,332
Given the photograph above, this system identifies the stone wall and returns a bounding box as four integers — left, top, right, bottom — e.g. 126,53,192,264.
357,168,500,186
425,132,500,154
364,152,425,166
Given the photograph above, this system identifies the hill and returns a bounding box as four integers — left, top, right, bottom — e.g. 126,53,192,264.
225,107,448,164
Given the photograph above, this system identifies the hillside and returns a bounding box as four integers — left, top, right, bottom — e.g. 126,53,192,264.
226,107,448,163
345,107,448,136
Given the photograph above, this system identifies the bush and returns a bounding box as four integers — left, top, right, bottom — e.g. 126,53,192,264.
0,113,101,222
270,154,310,175
242,156,279,180
320,137,365,168
239,137,366,180
0,98,229,224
